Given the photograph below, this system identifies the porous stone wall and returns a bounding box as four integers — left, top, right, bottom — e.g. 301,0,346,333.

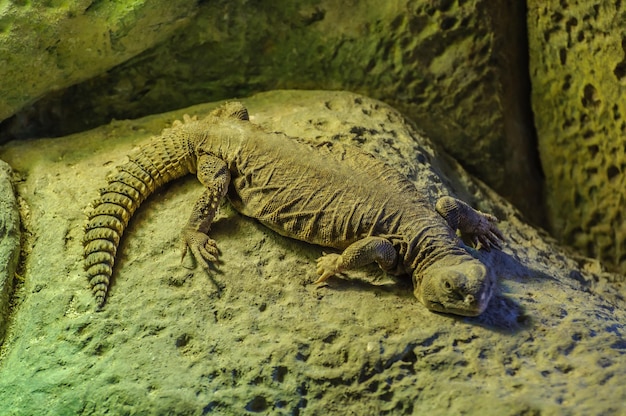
528,1,626,272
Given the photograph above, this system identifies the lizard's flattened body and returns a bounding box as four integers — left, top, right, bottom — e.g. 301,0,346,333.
228,126,451,250
84,102,503,315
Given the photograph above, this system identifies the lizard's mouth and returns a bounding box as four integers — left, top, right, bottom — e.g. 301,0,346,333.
421,287,492,317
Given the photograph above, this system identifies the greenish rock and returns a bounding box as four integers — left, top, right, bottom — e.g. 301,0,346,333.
0,90,623,414
0,160,19,346
0,0,542,223
528,1,626,272
0,0,198,121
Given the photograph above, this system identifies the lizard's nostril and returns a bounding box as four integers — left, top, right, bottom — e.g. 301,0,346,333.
464,294,475,305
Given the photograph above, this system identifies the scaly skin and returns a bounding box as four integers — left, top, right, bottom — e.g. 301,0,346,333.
84,102,503,315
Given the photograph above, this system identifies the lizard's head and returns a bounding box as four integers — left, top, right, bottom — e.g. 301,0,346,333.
413,256,494,316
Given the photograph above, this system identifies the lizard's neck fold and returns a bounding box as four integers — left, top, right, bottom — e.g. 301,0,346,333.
404,223,469,279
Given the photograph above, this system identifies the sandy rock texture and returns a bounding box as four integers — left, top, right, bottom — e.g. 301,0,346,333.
0,1,541,221
0,0,197,121
0,91,624,415
528,1,626,272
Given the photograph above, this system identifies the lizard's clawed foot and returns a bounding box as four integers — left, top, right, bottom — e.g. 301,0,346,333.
315,253,343,284
172,114,198,127
467,212,504,251
181,229,219,269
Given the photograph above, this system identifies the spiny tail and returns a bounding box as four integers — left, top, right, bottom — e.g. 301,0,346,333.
83,125,197,309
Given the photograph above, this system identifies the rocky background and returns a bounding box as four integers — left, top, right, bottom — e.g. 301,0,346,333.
0,0,542,222
528,0,626,273
0,0,625,414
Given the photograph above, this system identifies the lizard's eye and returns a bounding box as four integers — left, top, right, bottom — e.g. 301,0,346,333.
443,279,453,291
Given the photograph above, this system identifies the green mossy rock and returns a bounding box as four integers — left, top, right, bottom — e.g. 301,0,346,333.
0,0,197,120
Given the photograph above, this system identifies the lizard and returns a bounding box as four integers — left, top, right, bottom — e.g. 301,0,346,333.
83,101,504,316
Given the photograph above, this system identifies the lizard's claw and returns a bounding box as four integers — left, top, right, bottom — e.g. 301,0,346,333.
181,229,219,269
172,114,199,127
468,212,504,252
315,253,343,284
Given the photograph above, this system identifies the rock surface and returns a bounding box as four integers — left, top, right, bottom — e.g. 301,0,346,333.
0,91,624,415
0,0,542,222
0,160,20,346
0,0,197,121
528,1,626,272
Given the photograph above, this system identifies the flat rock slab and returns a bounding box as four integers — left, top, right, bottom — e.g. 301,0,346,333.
0,90,624,415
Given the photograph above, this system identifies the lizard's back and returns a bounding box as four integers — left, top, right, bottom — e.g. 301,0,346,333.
224,124,451,250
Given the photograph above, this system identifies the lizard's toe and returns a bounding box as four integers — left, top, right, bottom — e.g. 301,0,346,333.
486,231,503,249
476,235,491,252
491,225,505,243
471,214,504,251
314,271,334,284
181,229,219,269
315,253,342,284
194,242,219,268
485,214,505,242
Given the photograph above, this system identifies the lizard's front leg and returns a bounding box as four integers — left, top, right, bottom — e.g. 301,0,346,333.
182,153,230,269
315,236,398,283
435,196,504,251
